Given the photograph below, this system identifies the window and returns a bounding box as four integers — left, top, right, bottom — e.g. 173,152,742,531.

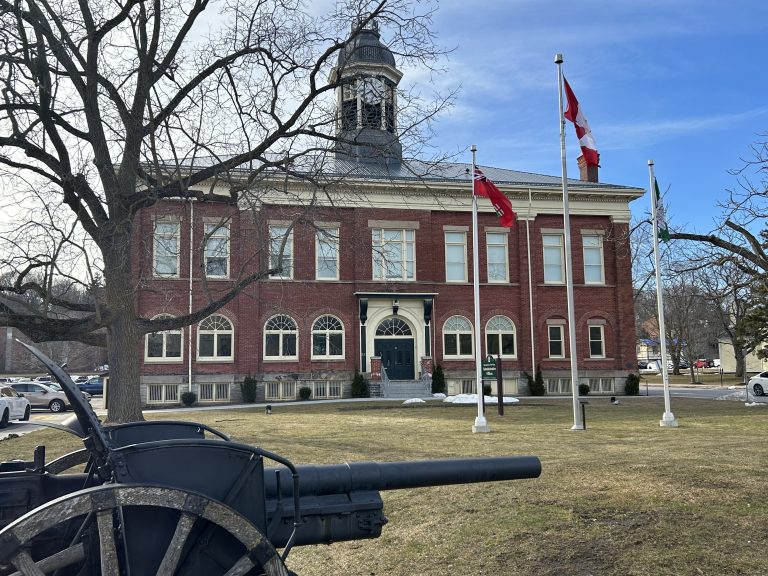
204,222,229,278
148,384,179,404
548,324,565,358
153,220,180,277
145,315,182,362
264,314,298,360
372,229,415,281
486,315,516,358
583,234,604,284
547,378,571,394
316,227,339,280
312,315,344,359
444,231,467,282
589,325,605,358
376,318,412,336
199,383,230,402
269,225,293,279
443,315,473,358
543,234,564,284
486,232,508,282
197,315,233,361
589,377,614,393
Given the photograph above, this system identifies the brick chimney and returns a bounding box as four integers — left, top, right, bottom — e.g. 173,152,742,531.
577,155,599,183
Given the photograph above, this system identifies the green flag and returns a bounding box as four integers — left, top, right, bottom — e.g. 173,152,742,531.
654,178,670,242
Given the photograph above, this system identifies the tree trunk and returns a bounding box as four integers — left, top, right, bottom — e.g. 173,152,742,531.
103,228,144,423
735,347,746,380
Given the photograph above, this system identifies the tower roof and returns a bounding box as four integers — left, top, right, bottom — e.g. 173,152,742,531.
337,20,396,69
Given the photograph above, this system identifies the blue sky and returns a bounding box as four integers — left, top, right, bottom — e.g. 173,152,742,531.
415,0,768,233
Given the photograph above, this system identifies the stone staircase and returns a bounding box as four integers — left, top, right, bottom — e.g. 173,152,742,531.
379,379,432,399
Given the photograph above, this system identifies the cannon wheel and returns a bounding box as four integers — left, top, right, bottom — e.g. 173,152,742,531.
0,484,290,576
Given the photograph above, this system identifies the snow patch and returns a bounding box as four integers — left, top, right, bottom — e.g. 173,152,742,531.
403,398,426,405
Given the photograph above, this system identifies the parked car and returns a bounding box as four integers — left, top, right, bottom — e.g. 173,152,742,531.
34,375,53,383
748,372,768,397
713,358,721,368
77,376,103,395
694,359,713,369
10,381,80,413
73,375,89,384
0,384,30,426
637,360,649,370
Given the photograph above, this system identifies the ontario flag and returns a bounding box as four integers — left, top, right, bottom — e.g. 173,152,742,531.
563,77,599,167
473,167,516,227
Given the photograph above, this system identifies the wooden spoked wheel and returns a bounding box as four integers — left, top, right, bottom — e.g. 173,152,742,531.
0,484,289,576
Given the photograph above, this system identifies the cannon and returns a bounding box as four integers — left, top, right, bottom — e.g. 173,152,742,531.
0,343,541,575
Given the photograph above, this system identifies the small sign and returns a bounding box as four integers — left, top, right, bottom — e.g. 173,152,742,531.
482,357,497,380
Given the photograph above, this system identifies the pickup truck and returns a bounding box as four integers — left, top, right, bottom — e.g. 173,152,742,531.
0,384,31,427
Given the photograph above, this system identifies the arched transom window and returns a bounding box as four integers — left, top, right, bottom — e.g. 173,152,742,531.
486,315,516,358
198,315,233,361
145,315,183,362
376,318,412,337
312,315,344,359
443,315,473,358
264,314,298,360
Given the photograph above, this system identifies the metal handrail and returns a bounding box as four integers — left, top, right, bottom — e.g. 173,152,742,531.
380,366,390,398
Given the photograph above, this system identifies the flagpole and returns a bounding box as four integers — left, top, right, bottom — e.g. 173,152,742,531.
526,188,536,374
555,54,584,431
471,145,490,433
649,160,678,427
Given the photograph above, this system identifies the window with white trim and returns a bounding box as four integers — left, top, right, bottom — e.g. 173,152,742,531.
264,314,298,360
443,315,473,358
486,232,509,282
543,234,564,284
589,325,605,358
548,324,565,358
145,315,182,362
546,378,571,394
372,229,415,281
486,315,516,358
197,315,234,361
316,227,339,280
444,231,467,282
583,234,605,284
312,315,344,359
269,225,293,279
153,220,180,277
148,384,179,404
589,377,614,393
204,222,229,278
199,382,231,402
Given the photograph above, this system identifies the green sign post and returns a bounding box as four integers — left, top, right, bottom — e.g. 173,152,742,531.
481,355,497,380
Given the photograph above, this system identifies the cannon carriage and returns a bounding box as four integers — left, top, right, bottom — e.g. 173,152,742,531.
0,343,541,575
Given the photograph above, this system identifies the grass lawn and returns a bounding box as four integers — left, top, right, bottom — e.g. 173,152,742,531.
1,396,767,575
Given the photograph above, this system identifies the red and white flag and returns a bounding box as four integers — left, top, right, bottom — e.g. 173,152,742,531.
563,77,599,167
473,168,516,227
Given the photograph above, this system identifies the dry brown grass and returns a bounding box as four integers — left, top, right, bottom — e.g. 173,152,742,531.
2,396,767,575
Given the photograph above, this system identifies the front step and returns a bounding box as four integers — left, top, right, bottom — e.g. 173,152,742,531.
381,380,431,399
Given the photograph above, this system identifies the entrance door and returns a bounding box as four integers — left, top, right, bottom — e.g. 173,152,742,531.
374,338,415,380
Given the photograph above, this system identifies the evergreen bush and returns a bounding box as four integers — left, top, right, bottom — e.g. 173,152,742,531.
431,364,446,394
482,383,492,396
526,366,546,396
625,373,640,396
180,391,197,406
241,375,258,403
298,386,312,400
578,383,590,396
351,372,370,398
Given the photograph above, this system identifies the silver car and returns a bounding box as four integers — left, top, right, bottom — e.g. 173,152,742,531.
747,372,768,397
10,381,71,412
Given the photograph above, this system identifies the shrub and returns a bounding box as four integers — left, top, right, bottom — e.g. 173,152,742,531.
578,383,590,396
625,373,640,396
482,383,492,396
298,386,312,401
351,372,370,398
180,391,197,406
431,364,446,394
525,366,546,396
240,375,258,403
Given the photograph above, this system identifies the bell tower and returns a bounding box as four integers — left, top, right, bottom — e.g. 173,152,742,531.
330,19,403,166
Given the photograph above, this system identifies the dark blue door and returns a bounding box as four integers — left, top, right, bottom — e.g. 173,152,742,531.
374,338,414,380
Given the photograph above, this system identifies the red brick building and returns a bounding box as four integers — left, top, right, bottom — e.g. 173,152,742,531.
134,22,643,405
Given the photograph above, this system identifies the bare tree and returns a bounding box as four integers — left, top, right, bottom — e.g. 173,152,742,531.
0,0,449,421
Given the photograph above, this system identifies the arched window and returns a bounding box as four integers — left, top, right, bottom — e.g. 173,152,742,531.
145,314,182,362
264,314,298,360
312,315,344,359
443,315,473,358
376,318,412,336
197,314,233,361
486,315,516,358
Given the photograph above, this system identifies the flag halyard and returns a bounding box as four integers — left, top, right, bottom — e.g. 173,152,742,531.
473,167,516,227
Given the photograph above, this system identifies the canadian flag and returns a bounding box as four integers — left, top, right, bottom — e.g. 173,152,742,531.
473,168,516,227
563,77,599,167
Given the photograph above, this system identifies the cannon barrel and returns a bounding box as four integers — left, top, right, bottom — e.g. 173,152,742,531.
264,455,541,499
263,455,541,547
